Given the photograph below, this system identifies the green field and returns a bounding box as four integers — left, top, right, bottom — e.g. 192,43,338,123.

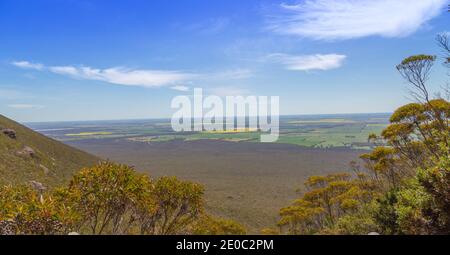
29,113,390,150
124,116,388,149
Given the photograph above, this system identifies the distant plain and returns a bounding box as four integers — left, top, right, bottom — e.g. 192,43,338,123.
27,113,389,232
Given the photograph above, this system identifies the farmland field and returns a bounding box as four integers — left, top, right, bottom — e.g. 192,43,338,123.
28,113,389,149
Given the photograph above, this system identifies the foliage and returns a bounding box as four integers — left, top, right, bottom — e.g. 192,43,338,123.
416,152,450,234
275,34,450,235
277,173,378,234
56,162,156,234
330,213,377,235
191,215,246,235
373,153,450,235
0,185,78,235
147,176,204,235
360,98,450,190
372,190,401,235
260,228,280,235
394,179,431,234
0,162,213,235
396,54,436,102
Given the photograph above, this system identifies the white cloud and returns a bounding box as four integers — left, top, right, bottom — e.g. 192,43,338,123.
268,53,346,71
171,85,190,92
12,61,44,70
59,67,195,88
49,66,79,76
268,0,448,40
8,104,44,109
13,61,195,88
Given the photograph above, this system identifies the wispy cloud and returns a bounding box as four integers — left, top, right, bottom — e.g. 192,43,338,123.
48,66,79,76
171,85,190,92
267,0,448,40
8,104,44,109
267,53,347,71
48,66,195,88
12,61,44,70
12,61,195,88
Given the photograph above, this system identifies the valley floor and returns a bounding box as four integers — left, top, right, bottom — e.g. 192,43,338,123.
67,138,363,233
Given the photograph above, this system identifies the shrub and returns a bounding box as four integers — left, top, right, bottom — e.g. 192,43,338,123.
0,185,77,235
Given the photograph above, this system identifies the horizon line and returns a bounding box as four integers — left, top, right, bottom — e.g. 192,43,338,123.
20,112,393,124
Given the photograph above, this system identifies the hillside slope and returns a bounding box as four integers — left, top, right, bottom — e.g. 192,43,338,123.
0,114,99,187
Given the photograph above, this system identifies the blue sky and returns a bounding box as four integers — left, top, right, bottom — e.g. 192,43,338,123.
0,0,449,122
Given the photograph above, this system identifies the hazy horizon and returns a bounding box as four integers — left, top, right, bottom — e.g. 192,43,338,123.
13,112,392,124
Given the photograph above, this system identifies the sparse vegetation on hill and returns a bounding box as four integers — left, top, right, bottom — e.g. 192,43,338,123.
0,114,99,187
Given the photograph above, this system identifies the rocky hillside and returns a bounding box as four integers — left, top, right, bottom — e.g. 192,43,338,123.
0,114,99,188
